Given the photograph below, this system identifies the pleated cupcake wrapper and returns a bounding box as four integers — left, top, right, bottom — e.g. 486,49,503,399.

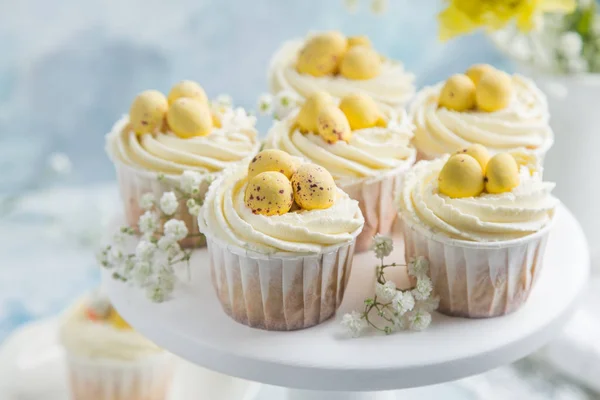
204,232,360,331
112,159,210,248
65,352,174,400
337,160,415,253
400,212,554,318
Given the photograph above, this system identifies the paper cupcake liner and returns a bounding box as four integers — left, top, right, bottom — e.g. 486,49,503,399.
204,234,359,331
113,160,210,248
65,353,174,400
338,161,415,253
400,213,554,318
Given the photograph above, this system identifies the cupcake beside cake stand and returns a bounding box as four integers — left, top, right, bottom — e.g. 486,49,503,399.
103,204,589,400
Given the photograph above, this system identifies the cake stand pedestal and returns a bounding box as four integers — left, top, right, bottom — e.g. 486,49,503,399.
103,205,589,400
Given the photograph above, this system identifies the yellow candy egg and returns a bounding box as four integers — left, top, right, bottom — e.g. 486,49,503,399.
317,104,352,144
348,35,371,48
166,98,213,138
438,154,485,198
456,143,490,171
167,80,208,106
296,32,348,77
291,164,337,210
296,91,334,133
248,149,298,180
339,46,381,80
339,93,386,130
438,74,476,112
465,64,496,86
129,90,169,135
476,70,513,112
245,171,294,216
485,153,520,194
107,307,131,330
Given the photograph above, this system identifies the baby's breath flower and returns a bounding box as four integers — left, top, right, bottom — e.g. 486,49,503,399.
257,93,274,115
135,240,156,262
559,32,583,57
108,246,126,265
341,311,367,337
164,219,188,241
188,204,201,217
157,236,175,251
133,261,152,285
139,193,155,210
412,276,433,301
159,191,178,216
157,269,176,292
146,283,168,303
138,211,159,237
408,256,429,278
96,247,110,267
406,309,432,331
393,291,415,315
375,280,396,303
371,234,393,259
112,231,127,245
180,171,203,195
215,94,233,108
416,295,440,313
273,91,300,120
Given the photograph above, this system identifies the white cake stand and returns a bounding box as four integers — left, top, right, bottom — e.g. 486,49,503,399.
103,204,589,400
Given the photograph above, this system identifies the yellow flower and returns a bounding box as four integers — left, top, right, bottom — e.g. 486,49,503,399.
439,0,576,40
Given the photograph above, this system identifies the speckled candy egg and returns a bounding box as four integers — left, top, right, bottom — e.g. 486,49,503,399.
245,172,294,216
248,149,298,180
291,164,337,210
167,98,213,138
129,90,169,135
168,80,208,106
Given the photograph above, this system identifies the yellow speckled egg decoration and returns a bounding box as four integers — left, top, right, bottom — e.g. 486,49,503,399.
317,104,352,144
439,74,476,112
291,164,337,210
167,80,208,106
245,171,294,216
296,91,334,133
339,93,386,130
476,70,513,112
129,90,169,135
456,143,490,171
485,153,520,194
340,46,381,80
438,154,485,198
167,98,213,138
465,64,495,86
248,149,298,180
296,31,347,77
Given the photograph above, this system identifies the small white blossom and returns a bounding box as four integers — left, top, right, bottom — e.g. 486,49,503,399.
273,91,300,120
96,248,109,267
157,269,176,291
375,280,396,303
406,309,432,331
408,256,429,278
47,152,72,175
164,219,188,241
112,230,127,245
139,193,155,210
559,32,583,57
159,192,179,216
133,261,152,285
180,171,203,195
138,211,159,237
371,234,393,259
416,295,440,313
188,204,201,217
370,0,388,14
135,240,156,262
215,94,233,108
108,246,125,265
257,93,274,115
220,107,257,130
341,311,367,337
412,276,433,301
159,237,183,259
157,235,175,251
146,284,168,303
393,291,415,315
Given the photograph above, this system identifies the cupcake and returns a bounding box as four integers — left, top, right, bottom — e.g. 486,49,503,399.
269,31,415,109
264,91,416,252
397,147,558,318
197,150,364,331
106,80,260,248
59,291,173,400
410,64,554,162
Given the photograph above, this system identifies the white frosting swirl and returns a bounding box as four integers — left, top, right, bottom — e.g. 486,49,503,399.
106,107,259,175
59,297,162,361
410,75,554,158
398,156,558,242
269,39,415,108
198,162,364,254
264,107,416,185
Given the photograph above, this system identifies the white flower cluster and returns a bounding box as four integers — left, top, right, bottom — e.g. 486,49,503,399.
98,170,210,302
341,236,439,337
256,90,302,120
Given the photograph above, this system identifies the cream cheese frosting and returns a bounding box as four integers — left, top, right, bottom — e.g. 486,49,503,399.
106,107,259,175
264,107,416,185
59,298,162,361
410,74,554,158
198,162,364,254
398,156,558,242
269,39,415,108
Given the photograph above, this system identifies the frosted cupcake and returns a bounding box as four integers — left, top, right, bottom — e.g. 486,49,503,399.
198,149,364,331
60,291,173,400
269,31,415,108
264,91,416,252
410,64,554,161
106,80,259,248
397,146,558,318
